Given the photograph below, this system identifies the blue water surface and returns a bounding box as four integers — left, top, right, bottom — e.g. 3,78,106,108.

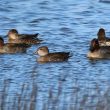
0,0,110,109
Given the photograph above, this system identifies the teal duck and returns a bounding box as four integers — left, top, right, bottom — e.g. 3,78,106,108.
0,37,30,53
87,38,110,59
35,46,70,62
8,29,42,44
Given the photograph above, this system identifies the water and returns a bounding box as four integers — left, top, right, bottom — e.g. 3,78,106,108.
0,0,110,109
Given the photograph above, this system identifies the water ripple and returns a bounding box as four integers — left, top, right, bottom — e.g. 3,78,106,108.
0,0,110,108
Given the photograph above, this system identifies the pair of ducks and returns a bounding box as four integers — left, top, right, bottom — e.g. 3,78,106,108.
87,28,110,59
0,29,70,62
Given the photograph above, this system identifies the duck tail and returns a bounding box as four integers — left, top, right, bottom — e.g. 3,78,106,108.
35,33,39,37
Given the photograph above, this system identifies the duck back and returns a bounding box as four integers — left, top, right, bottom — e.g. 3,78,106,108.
38,52,70,62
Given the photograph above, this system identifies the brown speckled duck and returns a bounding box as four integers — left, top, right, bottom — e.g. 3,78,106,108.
35,46,70,63
87,38,110,59
8,29,43,44
0,37,30,54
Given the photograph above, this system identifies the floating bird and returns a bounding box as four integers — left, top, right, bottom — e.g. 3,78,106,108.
0,37,30,53
87,38,110,59
97,28,110,46
8,29,42,44
35,46,71,63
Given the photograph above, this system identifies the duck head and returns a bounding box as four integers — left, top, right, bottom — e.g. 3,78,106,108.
89,38,100,52
36,46,49,56
97,28,106,41
8,29,18,40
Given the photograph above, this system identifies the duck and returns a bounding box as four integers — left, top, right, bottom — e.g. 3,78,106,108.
87,38,110,59
35,46,71,63
7,29,43,44
97,28,110,46
0,37,30,54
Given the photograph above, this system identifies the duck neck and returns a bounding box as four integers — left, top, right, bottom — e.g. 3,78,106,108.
98,35,106,42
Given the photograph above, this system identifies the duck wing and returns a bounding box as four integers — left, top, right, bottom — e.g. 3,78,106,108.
18,33,39,39
101,46,110,54
6,43,31,48
48,52,70,61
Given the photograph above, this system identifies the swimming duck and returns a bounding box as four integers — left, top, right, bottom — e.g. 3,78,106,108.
8,29,42,44
0,37,30,53
97,28,110,46
35,46,70,62
87,38,110,59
